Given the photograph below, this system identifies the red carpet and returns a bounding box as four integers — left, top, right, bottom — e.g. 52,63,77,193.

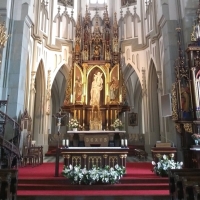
17,162,170,198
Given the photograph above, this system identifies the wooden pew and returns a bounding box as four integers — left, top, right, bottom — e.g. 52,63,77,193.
0,169,18,200
181,176,200,200
169,169,200,200
193,185,200,200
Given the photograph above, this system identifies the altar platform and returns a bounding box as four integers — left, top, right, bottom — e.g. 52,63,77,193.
66,130,126,147
55,147,129,176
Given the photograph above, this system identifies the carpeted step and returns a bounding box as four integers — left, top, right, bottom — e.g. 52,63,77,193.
17,182,169,191
17,189,170,197
18,176,169,184
17,162,170,198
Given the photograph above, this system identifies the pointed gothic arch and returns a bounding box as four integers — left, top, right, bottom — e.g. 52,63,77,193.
147,60,160,143
51,64,69,134
33,60,46,146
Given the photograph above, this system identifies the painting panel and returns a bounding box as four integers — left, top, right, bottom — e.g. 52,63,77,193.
128,112,138,126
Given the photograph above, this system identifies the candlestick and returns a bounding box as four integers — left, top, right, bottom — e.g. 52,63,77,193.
124,139,128,147
63,140,65,146
66,139,69,147
121,139,124,147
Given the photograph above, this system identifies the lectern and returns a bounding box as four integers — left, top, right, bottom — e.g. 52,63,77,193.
151,143,177,163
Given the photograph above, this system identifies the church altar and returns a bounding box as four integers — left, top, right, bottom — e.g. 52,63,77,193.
67,130,126,147
55,147,128,177
53,6,130,177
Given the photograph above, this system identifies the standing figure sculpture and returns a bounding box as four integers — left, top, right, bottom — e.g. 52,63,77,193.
90,72,103,106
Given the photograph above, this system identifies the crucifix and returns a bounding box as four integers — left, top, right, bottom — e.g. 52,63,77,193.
52,108,68,147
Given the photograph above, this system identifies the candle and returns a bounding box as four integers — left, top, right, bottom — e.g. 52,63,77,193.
121,139,124,147
62,139,65,146
124,139,128,147
66,139,69,147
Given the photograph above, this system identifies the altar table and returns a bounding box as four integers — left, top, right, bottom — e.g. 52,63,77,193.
66,130,126,147
55,147,129,177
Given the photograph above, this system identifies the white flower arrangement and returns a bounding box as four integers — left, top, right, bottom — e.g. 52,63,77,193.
68,118,81,128
111,118,123,129
152,154,183,176
62,164,126,185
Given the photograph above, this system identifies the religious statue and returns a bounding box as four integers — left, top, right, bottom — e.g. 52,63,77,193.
75,39,80,53
93,45,100,60
75,76,82,102
90,72,103,106
105,45,110,60
110,76,119,100
82,45,88,60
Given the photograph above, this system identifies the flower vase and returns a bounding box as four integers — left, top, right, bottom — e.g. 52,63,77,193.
73,128,77,131
115,128,119,131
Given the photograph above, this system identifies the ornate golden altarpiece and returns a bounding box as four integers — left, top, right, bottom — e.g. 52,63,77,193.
62,6,129,131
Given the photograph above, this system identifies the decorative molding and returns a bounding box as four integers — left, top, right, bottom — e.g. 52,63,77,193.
31,71,36,93
46,70,51,115
141,68,147,97
156,70,163,93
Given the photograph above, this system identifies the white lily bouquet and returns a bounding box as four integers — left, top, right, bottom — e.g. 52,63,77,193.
111,118,123,129
152,154,183,176
62,164,126,185
68,118,81,128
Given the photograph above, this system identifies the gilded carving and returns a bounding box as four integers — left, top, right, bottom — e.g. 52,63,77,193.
109,156,118,166
171,83,178,121
88,156,102,167
72,156,81,166
175,123,182,133
183,123,193,133
0,21,9,48
62,5,129,130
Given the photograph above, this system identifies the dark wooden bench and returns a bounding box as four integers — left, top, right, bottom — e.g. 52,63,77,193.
169,169,200,200
0,169,18,200
22,145,43,167
181,176,200,200
193,185,200,200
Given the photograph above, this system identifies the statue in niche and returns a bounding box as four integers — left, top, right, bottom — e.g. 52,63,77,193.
75,39,80,53
93,45,100,60
110,76,119,100
105,45,110,60
90,72,103,106
82,45,88,60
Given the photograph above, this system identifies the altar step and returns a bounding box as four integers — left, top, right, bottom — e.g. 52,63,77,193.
17,176,169,191
17,162,170,199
